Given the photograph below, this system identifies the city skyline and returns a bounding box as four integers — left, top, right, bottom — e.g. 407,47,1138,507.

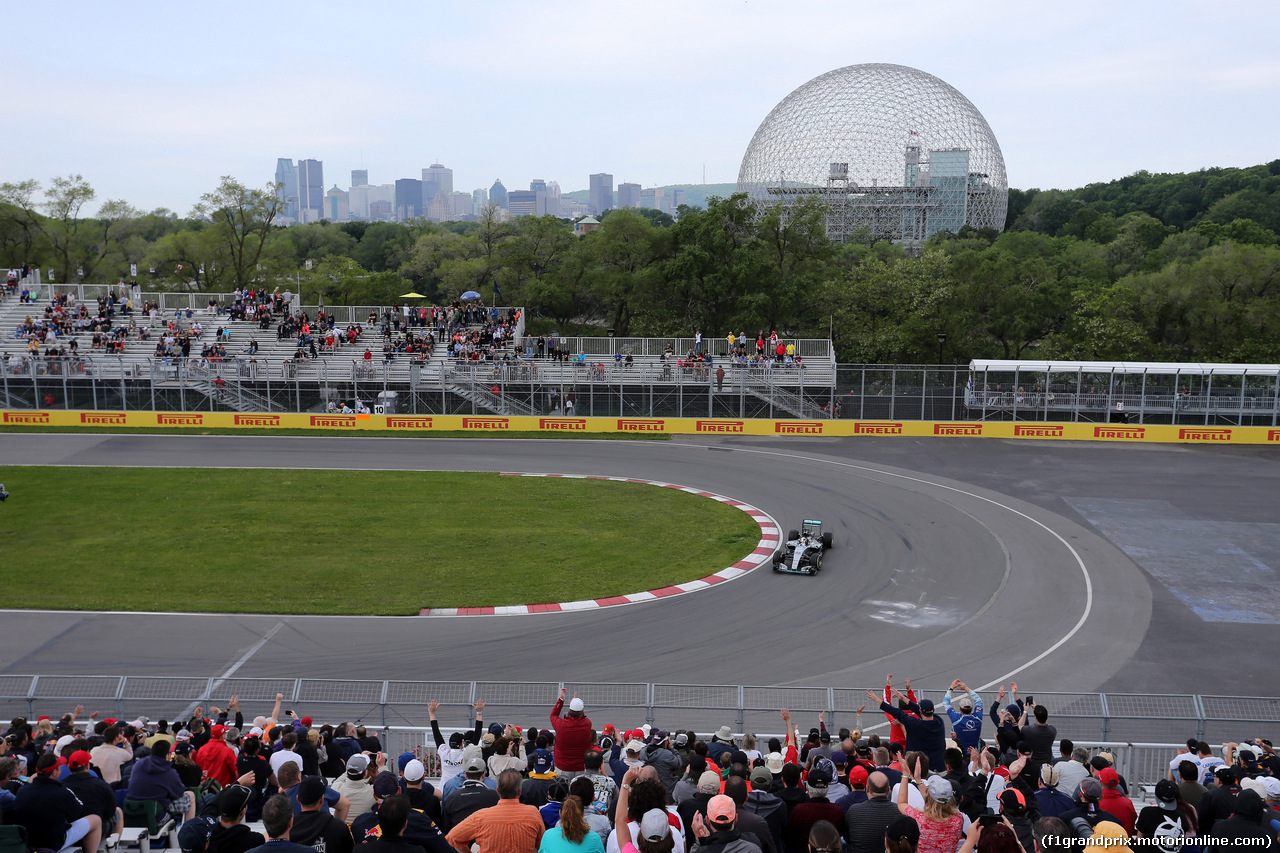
3,1,1278,215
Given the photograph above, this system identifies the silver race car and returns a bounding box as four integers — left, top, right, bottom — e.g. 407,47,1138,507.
772,518,834,575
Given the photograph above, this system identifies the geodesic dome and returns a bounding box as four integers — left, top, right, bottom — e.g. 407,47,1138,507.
737,63,1007,242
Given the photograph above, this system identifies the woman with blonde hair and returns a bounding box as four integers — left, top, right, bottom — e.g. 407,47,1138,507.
896,762,964,853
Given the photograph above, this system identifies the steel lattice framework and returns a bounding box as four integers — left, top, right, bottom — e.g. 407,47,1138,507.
737,63,1008,249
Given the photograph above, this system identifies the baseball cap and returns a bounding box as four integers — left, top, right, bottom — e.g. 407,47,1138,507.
640,809,671,841
849,765,869,786
674,732,688,747
175,729,192,741
210,724,226,739
297,776,327,807
999,788,1025,810
404,759,425,782
1154,779,1179,807
957,697,974,712
346,753,370,776
68,750,92,770
1040,765,1060,787
918,699,935,715
1097,751,1115,765
885,815,920,846
648,729,668,746
1079,777,1103,801
489,723,505,736
698,770,722,794
532,749,554,774
707,794,736,826
806,767,831,792
219,784,252,818
398,751,417,772
818,730,831,743
569,698,585,712
178,816,216,853
55,734,75,753
750,766,773,787
465,756,486,774
1259,776,1280,799
830,751,846,767
300,716,313,727
481,733,495,747
625,738,645,754
1089,756,1110,771
1097,767,1119,786
765,752,784,774
926,776,954,803
373,771,400,799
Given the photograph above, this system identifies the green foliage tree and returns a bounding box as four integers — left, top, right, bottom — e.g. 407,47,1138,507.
191,176,282,290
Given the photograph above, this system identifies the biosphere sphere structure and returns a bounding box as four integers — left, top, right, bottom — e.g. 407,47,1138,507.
737,63,1007,248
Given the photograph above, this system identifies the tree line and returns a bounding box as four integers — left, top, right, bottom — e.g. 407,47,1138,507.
2,163,1279,364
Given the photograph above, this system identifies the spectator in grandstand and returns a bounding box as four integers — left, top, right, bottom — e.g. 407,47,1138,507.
722,776,774,853
677,769,722,834
446,768,544,853
578,749,616,816
998,788,1039,853
126,738,196,820
788,767,844,851
641,731,681,794
442,757,499,831
743,767,785,852
1033,765,1073,819
1089,767,1132,835
14,753,103,853
707,727,737,765
895,763,963,853
291,776,355,853
1054,747,1090,801
489,727,527,777
63,749,120,840
207,784,264,853
869,689,945,776
687,792,761,853
1019,701,1057,783
1134,779,1194,853
88,723,132,785
430,699,484,786
402,759,444,825
941,682,984,753
844,771,898,853
1197,766,1241,835
549,690,592,780
1206,788,1271,843
988,686,1024,758
567,776,612,843
1059,778,1120,838
353,775,450,852
246,794,310,853
277,762,350,821
197,723,240,787
882,814,921,853
332,753,377,824
539,779,605,853
522,749,561,808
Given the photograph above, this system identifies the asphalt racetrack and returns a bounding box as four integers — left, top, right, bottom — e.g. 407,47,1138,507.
1,433,1276,696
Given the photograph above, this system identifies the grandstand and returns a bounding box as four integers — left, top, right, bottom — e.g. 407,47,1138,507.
0,284,838,418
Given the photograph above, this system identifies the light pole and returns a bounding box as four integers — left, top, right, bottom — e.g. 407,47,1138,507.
937,332,947,367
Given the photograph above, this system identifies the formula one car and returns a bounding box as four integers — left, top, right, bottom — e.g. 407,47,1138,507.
772,518,834,575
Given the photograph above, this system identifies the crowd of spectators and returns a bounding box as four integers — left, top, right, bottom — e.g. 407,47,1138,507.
2,678,1277,853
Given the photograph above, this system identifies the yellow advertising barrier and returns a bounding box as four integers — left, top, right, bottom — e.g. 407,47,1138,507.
3,410,1280,445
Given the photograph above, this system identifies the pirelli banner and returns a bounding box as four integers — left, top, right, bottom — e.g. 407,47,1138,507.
4,410,1280,444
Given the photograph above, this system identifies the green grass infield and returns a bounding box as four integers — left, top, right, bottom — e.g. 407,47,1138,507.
0,467,760,614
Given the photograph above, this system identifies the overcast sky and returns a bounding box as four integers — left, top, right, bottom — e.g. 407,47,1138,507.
3,0,1277,215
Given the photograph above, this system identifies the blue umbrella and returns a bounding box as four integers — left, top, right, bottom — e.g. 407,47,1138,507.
460,290,481,300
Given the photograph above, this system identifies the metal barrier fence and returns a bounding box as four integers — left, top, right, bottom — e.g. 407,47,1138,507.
4,676,1276,747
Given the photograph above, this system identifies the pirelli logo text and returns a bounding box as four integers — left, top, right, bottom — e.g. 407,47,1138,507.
157,414,203,426
617,419,665,432
853,422,903,435
3,411,50,424
1013,424,1064,438
933,423,982,436
81,412,127,425
696,420,745,433
539,418,586,431
463,417,509,429
775,421,824,435
234,415,280,426
1094,426,1146,440
386,417,434,429
1178,428,1232,441
309,416,357,428
1269,429,1280,442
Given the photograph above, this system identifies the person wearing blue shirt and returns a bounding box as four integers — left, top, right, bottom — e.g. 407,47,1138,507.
942,681,984,753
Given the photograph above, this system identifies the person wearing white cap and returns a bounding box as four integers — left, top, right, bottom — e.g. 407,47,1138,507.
551,688,592,780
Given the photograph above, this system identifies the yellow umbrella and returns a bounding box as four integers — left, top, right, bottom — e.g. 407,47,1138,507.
400,291,426,298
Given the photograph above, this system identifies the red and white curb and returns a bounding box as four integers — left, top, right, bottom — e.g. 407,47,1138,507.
420,474,779,616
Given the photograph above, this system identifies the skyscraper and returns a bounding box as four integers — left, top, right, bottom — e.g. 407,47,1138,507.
589,173,614,216
617,182,640,209
394,178,423,220
326,185,349,222
274,158,299,222
507,190,537,217
422,164,454,197
296,159,324,223
490,179,508,210
351,169,369,187
472,188,488,210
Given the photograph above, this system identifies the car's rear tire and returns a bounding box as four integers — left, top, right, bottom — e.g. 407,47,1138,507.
787,529,800,542
822,532,834,550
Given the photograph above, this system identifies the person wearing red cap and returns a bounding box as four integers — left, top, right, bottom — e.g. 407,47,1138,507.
196,723,239,787
64,749,122,841
1096,767,1136,835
